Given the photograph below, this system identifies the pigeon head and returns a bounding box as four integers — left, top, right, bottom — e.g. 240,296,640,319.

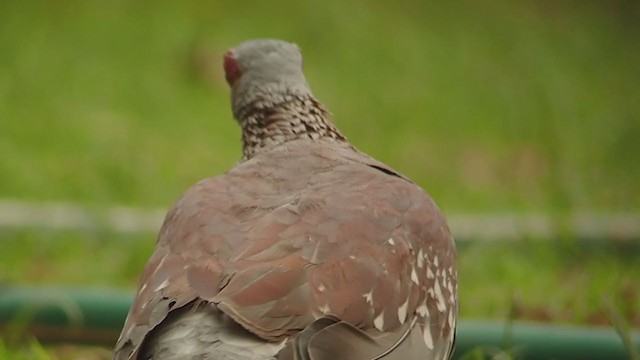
223,39,304,86
224,39,312,117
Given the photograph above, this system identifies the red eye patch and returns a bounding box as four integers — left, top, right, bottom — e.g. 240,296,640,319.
223,51,241,85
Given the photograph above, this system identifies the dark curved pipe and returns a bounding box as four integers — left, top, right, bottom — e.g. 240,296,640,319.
0,286,638,359
0,286,131,345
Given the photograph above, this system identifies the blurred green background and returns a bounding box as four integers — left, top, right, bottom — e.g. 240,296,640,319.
1,0,639,358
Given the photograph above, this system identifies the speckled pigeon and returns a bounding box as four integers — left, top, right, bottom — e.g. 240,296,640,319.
113,39,457,360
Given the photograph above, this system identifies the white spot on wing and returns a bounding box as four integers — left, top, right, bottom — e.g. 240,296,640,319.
417,249,424,268
317,283,326,293
362,290,374,305
388,238,395,245
397,298,409,324
434,280,447,313
374,311,385,331
416,302,429,317
155,279,170,292
434,255,439,267
411,267,419,285
427,266,435,279
319,304,331,314
423,324,435,350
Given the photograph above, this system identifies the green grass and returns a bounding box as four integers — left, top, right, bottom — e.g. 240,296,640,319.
1,0,638,211
0,338,111,360
1,0,639,358
0,338,50,360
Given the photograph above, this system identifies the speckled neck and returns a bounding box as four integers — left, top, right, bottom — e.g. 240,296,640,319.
237,93,347,161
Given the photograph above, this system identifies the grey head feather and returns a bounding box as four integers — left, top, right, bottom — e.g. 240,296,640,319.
226,39,312,118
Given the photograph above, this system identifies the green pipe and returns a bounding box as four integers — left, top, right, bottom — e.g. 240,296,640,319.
0,286,638,359
454,320,638,359
0,286,132,345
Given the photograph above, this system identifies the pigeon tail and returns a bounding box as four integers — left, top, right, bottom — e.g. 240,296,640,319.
141,306,286,360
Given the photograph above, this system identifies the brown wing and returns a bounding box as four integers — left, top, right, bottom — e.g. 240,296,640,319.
113,140,457,360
